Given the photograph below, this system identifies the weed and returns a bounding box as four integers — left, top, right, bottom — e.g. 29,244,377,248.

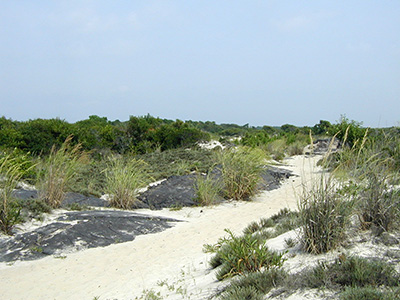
65,203,89,211
30,246,43,253
169,204,183,211
135,289,163,300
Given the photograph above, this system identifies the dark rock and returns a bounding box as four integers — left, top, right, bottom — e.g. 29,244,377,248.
137,167,293,210
0,210,178,262
137,174,198,210
11,189,108,208
62,192,108,208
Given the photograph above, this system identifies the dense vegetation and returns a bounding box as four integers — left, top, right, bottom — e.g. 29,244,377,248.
1,113,400,299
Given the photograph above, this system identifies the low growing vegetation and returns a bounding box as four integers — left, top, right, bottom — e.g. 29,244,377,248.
204,229,285,281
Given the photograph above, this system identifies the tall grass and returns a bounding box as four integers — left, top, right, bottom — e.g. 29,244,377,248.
193,172,222,206
104,156,151,209
219,147,267,200
0,155,29,234
37,136,87,208
299,175,353,254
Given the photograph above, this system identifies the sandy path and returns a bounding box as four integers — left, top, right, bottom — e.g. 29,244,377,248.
0,155,322,300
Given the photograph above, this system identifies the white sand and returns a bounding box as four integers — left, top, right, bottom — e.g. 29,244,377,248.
0,155,323,300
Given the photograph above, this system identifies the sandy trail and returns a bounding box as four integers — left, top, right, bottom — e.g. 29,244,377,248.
0,155,322,300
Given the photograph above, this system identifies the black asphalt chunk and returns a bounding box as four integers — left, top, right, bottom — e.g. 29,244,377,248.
0,210,178,262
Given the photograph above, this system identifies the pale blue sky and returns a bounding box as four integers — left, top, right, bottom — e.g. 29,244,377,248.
1,1,399,127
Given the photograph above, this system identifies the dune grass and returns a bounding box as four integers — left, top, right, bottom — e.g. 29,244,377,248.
298,174,354,254
104,156,151,209
218,146,267,200
37,136,87,208
193,172,222,206
0,155,26,234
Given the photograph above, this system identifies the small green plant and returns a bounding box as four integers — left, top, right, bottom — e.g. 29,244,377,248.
219,147,267,200
205,229,285,280
104,156,151,209
299,175,353,254
37,136,87,208
169,204,183,211
193,172,222,206
30,246,43,253
135,289,163,300
242,208,299,238
65,203,89,211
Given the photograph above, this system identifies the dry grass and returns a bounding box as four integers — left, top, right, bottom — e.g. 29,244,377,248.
37,136,87,208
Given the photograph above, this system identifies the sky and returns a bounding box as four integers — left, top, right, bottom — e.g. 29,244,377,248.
0,1,399,127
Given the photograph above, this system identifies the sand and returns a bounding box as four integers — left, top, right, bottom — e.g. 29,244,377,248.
0,155,323,300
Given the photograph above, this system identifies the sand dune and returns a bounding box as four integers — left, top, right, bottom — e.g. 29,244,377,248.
0,155,322,300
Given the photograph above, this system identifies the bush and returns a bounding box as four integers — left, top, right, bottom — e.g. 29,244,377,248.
299,175,353,254
205,229,285,281
105,156,151,209
37,136,87,208
219,147,267,200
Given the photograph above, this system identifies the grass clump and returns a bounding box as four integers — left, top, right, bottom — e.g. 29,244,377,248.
217,268,287,299
299,175,353,254
340,286,400,300
243,208,299,237
204,229,285,281
37,136,87,208
219,147,267,200
193,172,222,206
0,155,28,234
296,255,400,290
104,156,151,209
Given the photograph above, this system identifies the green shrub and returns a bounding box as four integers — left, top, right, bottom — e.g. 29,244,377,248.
37,136,87,208
219,147,267,200
205,229,285,280
105,156,151,209
299,175,353,254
